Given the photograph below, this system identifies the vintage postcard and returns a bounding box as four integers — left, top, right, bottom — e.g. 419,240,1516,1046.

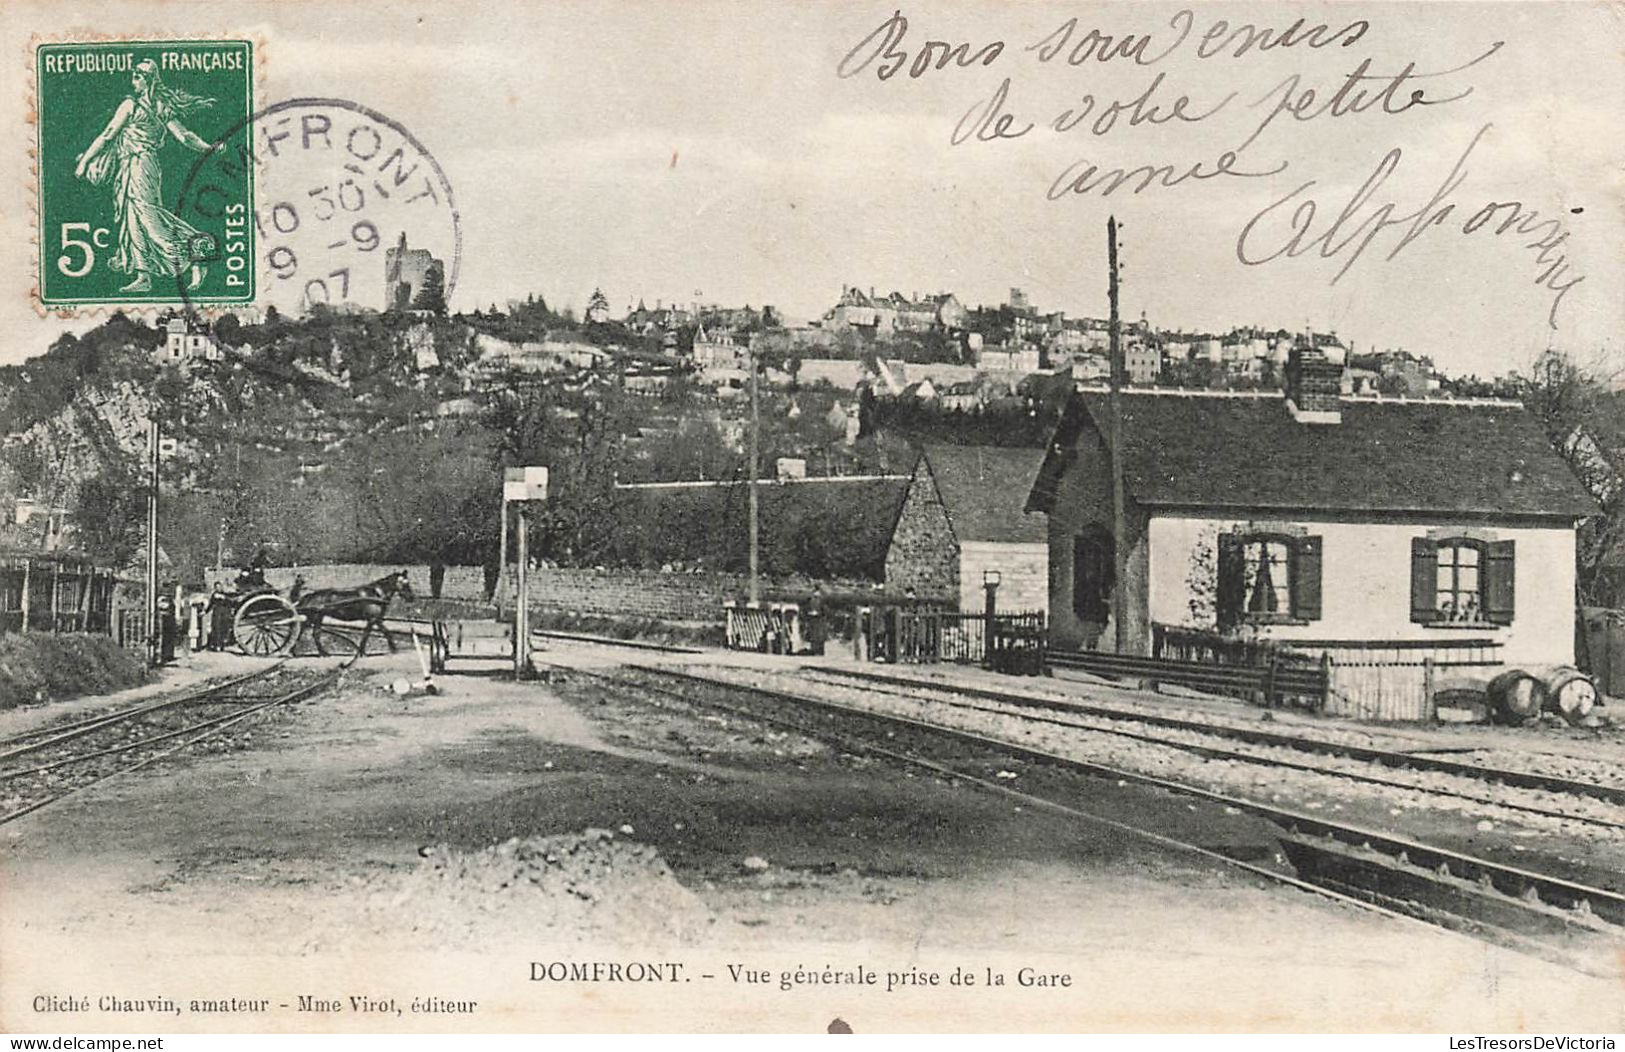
0,0,1622,1038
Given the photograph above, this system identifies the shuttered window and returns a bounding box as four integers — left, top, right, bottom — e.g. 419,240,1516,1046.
1217,531,1323,628
1410,537,1514,625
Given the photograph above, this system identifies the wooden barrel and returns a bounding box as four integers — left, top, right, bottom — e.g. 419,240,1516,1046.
1542,666,1599,723
1485,669,1547,724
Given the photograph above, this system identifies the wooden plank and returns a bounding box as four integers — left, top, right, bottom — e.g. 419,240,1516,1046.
1049,650,1326,696
1052,650,1324,684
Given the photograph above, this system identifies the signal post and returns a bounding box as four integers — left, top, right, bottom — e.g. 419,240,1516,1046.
503,466,548,679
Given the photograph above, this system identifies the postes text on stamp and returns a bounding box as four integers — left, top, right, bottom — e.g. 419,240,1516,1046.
36,39,254,307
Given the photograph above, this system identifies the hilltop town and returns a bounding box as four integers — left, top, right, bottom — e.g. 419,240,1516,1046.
0,257,1602,595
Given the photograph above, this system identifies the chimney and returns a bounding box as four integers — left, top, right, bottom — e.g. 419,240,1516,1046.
1284,346,1343,424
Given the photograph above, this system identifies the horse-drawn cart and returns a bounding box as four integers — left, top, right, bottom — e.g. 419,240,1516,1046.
225,570,414,658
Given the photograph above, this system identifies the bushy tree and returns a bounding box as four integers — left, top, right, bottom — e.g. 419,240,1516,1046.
75,468,147,568
412,261,447,315
1525,349,1625,604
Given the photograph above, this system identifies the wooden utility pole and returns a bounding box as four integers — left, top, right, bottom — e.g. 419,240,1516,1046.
1107,216,1129,656
514,501,530,677
747,337,761,606
496,496,510,612
145,418,160,668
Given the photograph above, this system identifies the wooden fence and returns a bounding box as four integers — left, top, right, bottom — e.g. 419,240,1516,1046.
859,607,1046,672
1134,625,1504,719
1279,638,1504,722
1050,647,1331,709
0,552,119,635
1578,608,1625,697
114,609,148,653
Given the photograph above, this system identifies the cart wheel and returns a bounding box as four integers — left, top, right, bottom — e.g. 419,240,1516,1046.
312,623,363,658
234,594,299,656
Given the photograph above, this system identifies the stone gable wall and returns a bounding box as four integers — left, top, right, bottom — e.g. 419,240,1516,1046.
882,468,957,601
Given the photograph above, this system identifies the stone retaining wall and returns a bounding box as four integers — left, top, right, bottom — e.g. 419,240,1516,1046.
205,564,867,623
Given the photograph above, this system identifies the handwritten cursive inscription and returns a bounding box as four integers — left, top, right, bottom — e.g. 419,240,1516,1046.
836,9,1595,333
1236,124,1584,327
843,7,1379,81
1238,43,1502,151
1052,73,1235,137
837,10,1003,80
1048,150,1289,200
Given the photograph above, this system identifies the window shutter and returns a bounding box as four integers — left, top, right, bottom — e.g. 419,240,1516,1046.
1292,535,1323,621
1484,539,1516,625
1216,533,1244,632
1410,537,1437,623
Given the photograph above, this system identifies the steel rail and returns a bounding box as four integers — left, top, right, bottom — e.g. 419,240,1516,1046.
808,666,1625,807
556,661,1619,974
793,669,1625,832
631,664,1625,928
0,663,287,759
0,672,338,827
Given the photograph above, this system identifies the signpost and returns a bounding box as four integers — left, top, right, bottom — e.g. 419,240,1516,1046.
503,467,548,678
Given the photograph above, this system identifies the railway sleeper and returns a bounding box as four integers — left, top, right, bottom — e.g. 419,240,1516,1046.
1277,818,1625,925
1278,834,1621,938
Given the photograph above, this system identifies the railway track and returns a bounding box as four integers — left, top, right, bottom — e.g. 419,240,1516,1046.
805,666,1625,810
529,629,700,655
0,664,340,827
546,660,1625,975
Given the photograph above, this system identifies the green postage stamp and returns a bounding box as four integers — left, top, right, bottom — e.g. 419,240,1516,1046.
35,40,255,307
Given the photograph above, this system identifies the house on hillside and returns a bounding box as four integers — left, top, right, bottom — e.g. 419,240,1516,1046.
824,287,963,334
1124,343,1160,385
937,381,984,412
887,446,1048,614
159,317,223,364
975,344,1042,374
1027,348,1595,665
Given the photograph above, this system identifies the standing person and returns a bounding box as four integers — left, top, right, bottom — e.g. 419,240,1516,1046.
156,587,177,664
73,59,217,293
207,583,232,651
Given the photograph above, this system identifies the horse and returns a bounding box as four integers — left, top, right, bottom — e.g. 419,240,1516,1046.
295,570,415,656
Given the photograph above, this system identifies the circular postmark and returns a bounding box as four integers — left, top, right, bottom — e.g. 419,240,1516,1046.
175,97,461,316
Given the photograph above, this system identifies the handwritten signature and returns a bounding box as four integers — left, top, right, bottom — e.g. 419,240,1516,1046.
1236,124,1584,328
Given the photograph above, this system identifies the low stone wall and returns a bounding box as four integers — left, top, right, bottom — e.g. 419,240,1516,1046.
205,564,868,623
205,564,480,601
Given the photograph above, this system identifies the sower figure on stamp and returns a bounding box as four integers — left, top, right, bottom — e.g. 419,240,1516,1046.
73,59,216,293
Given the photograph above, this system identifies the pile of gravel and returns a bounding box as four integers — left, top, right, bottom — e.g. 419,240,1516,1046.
347,829,714,949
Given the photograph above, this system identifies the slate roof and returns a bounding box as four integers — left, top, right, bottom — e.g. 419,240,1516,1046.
1029,392,1594,519
608,477,910,580
922,445,1048,543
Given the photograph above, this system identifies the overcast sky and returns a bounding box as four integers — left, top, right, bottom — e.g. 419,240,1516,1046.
3,0,1620,379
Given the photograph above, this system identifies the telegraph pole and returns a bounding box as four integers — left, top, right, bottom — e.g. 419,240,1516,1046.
514,500,529,677
1107,216,1129,656
747,336,761,606
496,495,509,614
145,418,160,669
